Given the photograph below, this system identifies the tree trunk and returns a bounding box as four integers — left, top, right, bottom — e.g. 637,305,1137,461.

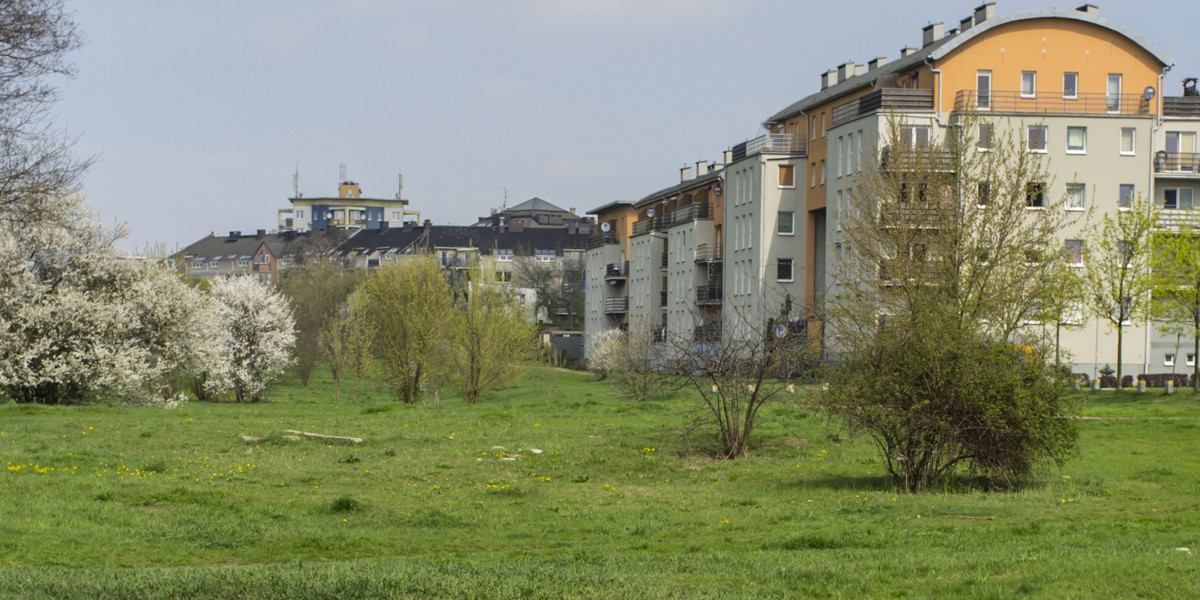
1116,325,1124,390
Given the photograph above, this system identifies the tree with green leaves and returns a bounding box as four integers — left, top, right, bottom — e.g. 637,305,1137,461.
451,259,539,404
1151,231,1200,391
322,295,373,404
1087,199,1157,389
354,256,453,403
821,115,1083,490
280,259,361,386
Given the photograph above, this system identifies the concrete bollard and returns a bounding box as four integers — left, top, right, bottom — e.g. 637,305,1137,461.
1166,380,1175,395
1091,379,1101,391
1071,379,1081,392
1137,380,1146,393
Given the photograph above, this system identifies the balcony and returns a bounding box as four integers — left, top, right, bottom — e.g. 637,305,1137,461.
695,243,723,263
603,296,629,314
604,261,628,280
659,290,668,307
730,133,807,162
831,88,934,128
1154,152,1200,176
587,232,618,249
696,285,722,306
880,145,955,172
660,252,669,269
670,203,710,225
1164,96,1200,118
879,204,946,229
953,90,1152,116
1157,209,1200,231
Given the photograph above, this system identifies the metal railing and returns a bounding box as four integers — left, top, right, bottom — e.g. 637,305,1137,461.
831,88,934,127
670,203,710,225
587,232,618,249
696,285,722,305
1157,209,1200,231
880,145,955,172
695,243,723,263
731,133,807,161
1154,152,1200,174
953,90,1152,116
603,296,629,314
605,261,628,279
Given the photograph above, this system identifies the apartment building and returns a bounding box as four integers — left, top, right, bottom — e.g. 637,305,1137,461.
277,180,418,233
583,200,637,353
583,2,1200,377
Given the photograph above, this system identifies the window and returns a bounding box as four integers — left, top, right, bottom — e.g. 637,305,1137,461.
535,249,555,262
810,162,817,188
901,125,931,148
392,211,403,220
820,160,826,185
1164,188,1195,210
495,271,512,282
1026,182,1047,208
1066,183,1086,210
1165,132,1197,170
1063,72,1078,99
236,260,250,268
1027,125,1047,152
777,258,794,282
192,260,204,270
295,209,305,220
809,115,816,140
976,70,992,110
497,249,514,262
978,123,992,150
254,254,270,265
777,211,794,235
1165,354,1176,367
1106,74,1122,113
835,190,843,230
977,182,991,206
1120,128,1136,155
1066,126,1087,153
1021,71,1037,98
835,137,843,177
1188,353,1197,367
854,130,863,172
778,164,795,188
820,113,826,137
1119,184,1135,209
1064,239,1084,265
210,261,219,269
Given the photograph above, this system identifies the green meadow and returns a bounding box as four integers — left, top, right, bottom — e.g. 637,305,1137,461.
1,366,1197,599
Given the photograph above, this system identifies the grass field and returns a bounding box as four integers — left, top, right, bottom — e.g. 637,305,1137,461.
2,366,1198,599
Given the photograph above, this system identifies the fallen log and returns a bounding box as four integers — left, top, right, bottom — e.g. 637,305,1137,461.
283,429,363,444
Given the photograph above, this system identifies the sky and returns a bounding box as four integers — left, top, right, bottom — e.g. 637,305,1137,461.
53,0,1200,252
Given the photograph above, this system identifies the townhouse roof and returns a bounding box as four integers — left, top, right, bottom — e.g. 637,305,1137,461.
765,8,1174,124
505,197,571,214
585,200,634,216
632,169,723,209
175,230,340,262
341,225,590,256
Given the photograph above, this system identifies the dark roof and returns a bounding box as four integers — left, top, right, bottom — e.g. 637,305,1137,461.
633,169,723,209
586,200,634,216
504,197,570,214
765,9,1173,124
174,230,335,261
342,225,591,256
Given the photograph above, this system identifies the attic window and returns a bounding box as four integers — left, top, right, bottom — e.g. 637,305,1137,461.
497,249,514,262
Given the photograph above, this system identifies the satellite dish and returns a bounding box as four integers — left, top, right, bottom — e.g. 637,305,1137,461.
647,208,656,217
788,313,800,323
1144,86,1156,100
601,222,611,232
774,324,787,338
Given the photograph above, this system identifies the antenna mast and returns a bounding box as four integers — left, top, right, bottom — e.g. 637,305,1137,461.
339,163,347,182
395,164,404,200
498,186,508,211
292,164,301,198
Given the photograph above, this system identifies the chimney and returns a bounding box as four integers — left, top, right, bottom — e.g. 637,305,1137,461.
922,23,944,48
946,27,959,38
854,64,865,77
960,16,973,32
868,56,888,71
403,220,415,231
900,46,918,58
423,219,432,229
379,220,389,233
696,160,709,175
256,229,266,238
229,231,241,239
837,62,857,83
680,165,693,182
569,207,576,214
820,69,836,90
974,3,995,25
1075,4,1098,15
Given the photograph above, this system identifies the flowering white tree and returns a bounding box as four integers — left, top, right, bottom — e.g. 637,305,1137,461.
207,276,296,403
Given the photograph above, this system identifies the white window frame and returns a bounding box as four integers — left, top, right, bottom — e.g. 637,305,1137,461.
1165,353,1176,367
295,209,304,220
777,211,795,236
1026,182,1047,209
1063,72,1078,99
1187,353,1197,367
1106,74,1122,113
1119,128,1136,155
1064,239,1084,266
1021,71,1037,98
1066,126,1087,154
776,258,794,283
1028,125,1048,153
976,70,992,110
1119,184,1135,210
978,123,992,151
1066,183,1086,210
778,164,795,189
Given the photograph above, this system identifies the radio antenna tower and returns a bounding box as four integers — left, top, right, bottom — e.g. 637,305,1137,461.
395,164,404,200
292,164,303,198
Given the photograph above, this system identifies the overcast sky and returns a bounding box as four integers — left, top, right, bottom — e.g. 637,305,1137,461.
55,0,1200,251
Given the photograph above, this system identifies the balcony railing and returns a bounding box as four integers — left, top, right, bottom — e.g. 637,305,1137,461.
880,145,955,172
1164,96,1200,118
831,88,935,127
879,204,946,229
731,133,807,162
1157,209,1200,231
695,243,723,263
1154,152,1200,174
603,296,629,314
696,285,722,305
604,261,628,280
660,252,669,269
587,232,618,249
953,90,1152,116
670,203,710,225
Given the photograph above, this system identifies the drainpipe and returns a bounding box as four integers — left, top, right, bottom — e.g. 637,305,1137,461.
923,57,950,129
